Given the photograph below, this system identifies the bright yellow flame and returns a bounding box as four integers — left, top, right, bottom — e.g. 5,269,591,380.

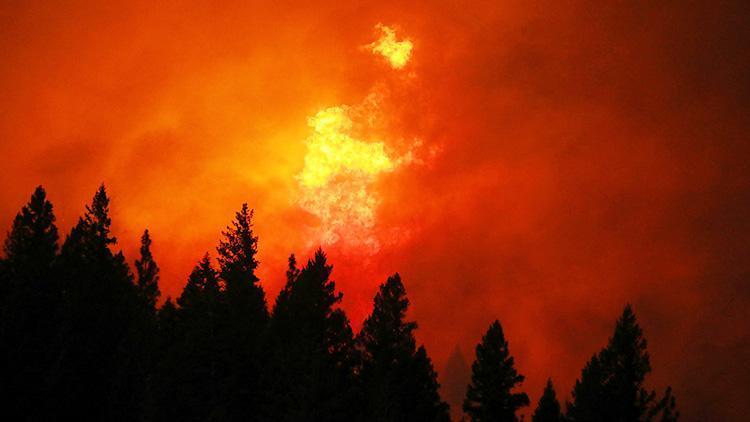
297,24,418,250
297,106,395,248
299,107,393,188
369,24,413,69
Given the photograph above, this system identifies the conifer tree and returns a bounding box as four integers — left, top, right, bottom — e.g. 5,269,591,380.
464,320,529,422
0,186,61,419
567,354,607,421
172,254,227,421
358,273,450,421
443,346,471,421
262,248,359,421
216,203,268,419
217,203,267,325
54,185,149,420
567,305,680,422
2,186,59,276
135,229,160,314
273,253,300,316
532,379,563,422
603,305,653,420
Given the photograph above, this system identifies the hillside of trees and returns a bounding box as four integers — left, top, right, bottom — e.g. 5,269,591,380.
0,186,680,421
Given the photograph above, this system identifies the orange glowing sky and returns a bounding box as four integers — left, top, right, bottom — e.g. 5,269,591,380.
1,1,749,420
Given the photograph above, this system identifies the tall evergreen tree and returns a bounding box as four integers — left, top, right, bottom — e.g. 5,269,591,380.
603,305,653,420
532,379,563,422
217,203,267,324
358,273,450,421
133,229,161,421
2,186,58,276
54,185,148,420
0,186,61,419
442,346,471,421
567,305,679,422
170,254,227,421
135,229,160,313
567,354,607,422
464,320,529,422
262,249,359,421
216,203,268,419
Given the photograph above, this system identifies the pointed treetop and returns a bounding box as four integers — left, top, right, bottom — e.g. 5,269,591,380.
603,304,651,383
464,319,529,422
139,229,153,260
272,253,299,317
3,185,59,266
194,254,219,291
217,203,259,285
443,345,471,421
178,253,221,310
286,253,300,284
532,378,563,422
308,247,330,272
567,305,666,421
161,296,176,313
271,247,344,327
85,184,115,245
358,273,450,421
374,273,411,318
135,229,160,312
301,247,339,302
360,273,417,353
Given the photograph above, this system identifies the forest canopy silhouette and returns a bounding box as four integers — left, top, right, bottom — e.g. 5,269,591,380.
0,185,680,421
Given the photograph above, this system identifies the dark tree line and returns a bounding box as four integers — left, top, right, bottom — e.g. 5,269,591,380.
0,186,679,421
459,307,680,422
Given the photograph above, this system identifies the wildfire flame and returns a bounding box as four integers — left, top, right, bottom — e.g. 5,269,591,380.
298,106,394,190
296,25,414,250
368,24,413,70
297,105,395,249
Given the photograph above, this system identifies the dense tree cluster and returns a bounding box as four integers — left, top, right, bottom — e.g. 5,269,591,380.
0,186,680,421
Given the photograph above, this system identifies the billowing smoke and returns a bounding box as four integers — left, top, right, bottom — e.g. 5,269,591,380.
1,2,748,420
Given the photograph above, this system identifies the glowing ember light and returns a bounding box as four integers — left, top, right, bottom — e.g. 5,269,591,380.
299,107,394,189
297,24,419,250
369,24,413,69
297,105,396,249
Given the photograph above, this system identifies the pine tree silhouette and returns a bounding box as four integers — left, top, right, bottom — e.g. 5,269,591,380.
0,186,687,422
464,320,529,422
2,186,58,276
172,254,227,421
216,203,268,419
532,379,563,422
358,273,450,421
567,305,680,422
54,185,150,420
133,228,161,419
0,186,61,419
262,248,359,421
135,229,160,313
567,354,607,421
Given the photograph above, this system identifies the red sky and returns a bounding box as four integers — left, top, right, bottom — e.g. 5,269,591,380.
1,1,749,420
